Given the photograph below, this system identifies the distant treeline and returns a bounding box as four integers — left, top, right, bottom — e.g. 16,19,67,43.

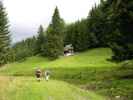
0,0,133,65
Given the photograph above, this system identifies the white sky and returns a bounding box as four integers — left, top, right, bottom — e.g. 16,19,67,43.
2,0,100,43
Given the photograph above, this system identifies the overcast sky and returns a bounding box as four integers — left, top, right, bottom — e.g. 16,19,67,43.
2,0,100,43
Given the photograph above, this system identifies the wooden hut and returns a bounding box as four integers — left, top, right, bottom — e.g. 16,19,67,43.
64,44,74,56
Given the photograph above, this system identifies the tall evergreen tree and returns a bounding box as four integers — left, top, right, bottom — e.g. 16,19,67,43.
36,25,48,56
36,25,45,54
87,1,113,47
46,7,64,59
64,19,90,52
0,1,10,65
109,0,133,61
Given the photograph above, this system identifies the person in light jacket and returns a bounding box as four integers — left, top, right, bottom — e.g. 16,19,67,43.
44,70,50,81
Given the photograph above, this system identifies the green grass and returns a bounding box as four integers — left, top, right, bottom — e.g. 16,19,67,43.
0,48,116,76
0,48,133,100
0,76,106,100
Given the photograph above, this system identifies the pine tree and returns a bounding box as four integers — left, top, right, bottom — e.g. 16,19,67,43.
64,19,89,52
109,0,133,61
36,25,45,54
36,25,48,56
46,7,64,59
0,1,10,65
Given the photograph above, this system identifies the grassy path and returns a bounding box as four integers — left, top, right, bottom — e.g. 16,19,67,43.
0,76,106,100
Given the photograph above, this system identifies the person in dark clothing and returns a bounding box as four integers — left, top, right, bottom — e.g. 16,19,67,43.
35,68,42,82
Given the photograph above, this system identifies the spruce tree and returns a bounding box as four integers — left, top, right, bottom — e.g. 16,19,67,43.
36,25,44,54
110,0,133,61
36,25,48,56
46,7,64,59
0,1,10,65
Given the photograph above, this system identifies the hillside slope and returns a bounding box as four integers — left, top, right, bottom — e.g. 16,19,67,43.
0,48,116,76
0,48,133,100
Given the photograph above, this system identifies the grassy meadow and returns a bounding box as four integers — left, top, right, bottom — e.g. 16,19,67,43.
0,48,133,100
0,48,116,76
0,76,106,100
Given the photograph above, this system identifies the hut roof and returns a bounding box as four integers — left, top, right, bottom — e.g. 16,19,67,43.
64,44,73,51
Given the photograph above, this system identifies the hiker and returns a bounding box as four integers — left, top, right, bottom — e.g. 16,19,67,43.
44,70,50,81
35,68,42,82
